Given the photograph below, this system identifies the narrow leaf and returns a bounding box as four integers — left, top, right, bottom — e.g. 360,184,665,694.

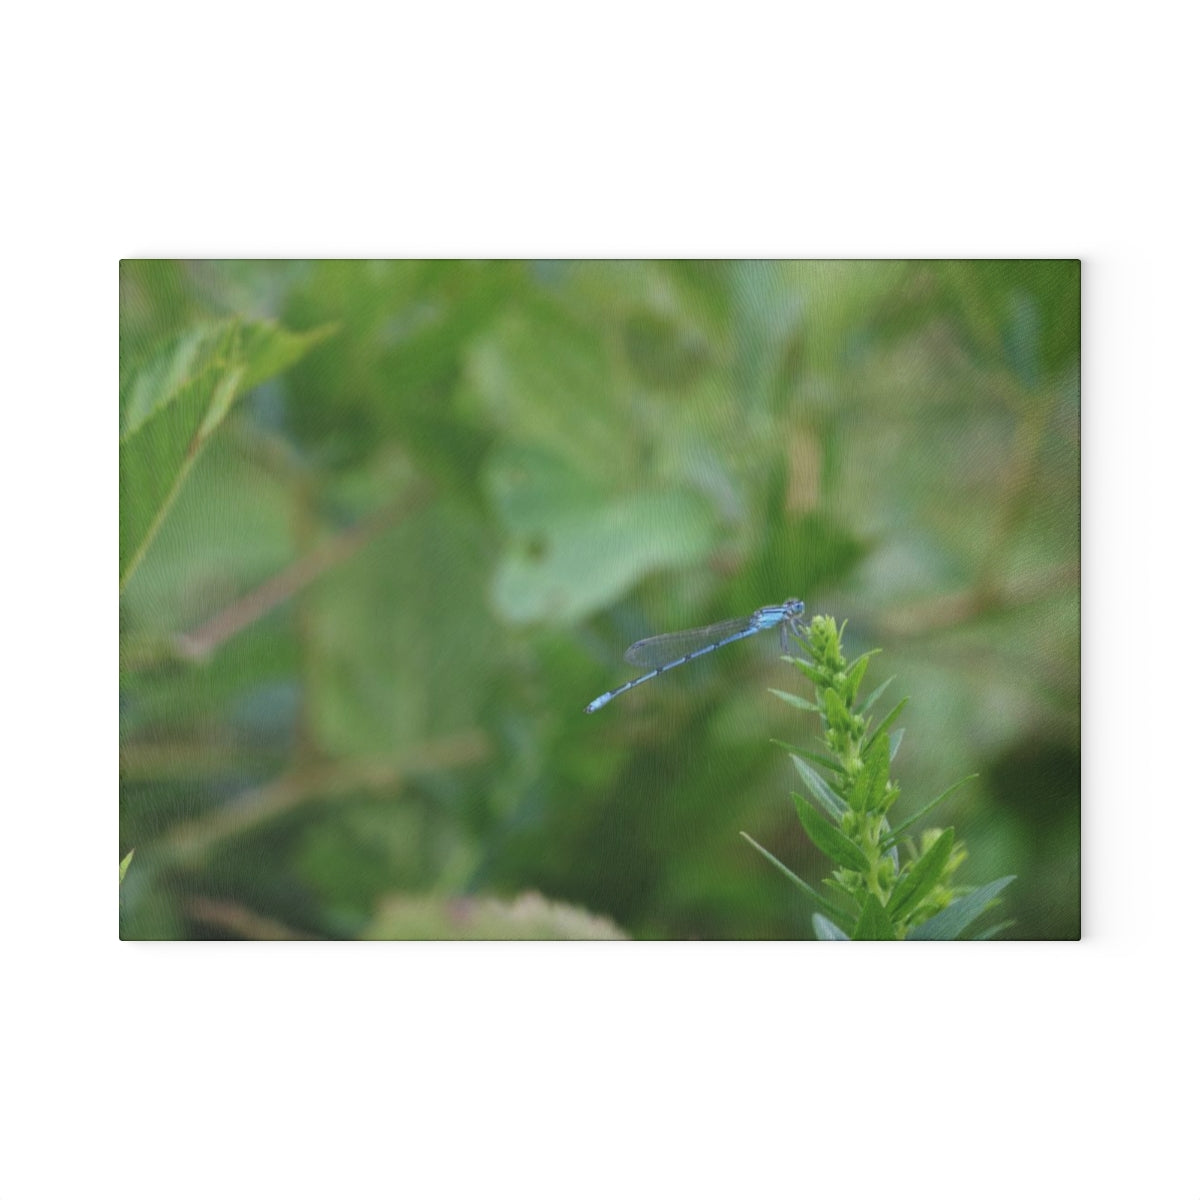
884,774,979,847
843,649,880,703
119,849,134,885
740,832,852,922
790,754,847,818
787,660,826,689
793,795,872,873
888,728,905,762
858,674,895,716
823,876,858,908
824,687,854,732
907,876,1016,940
768,688,821,713
813,914,849,940
863,696,909,754
851,895,898,940
787,746,842,775
847,732,890,812
886,827,955,921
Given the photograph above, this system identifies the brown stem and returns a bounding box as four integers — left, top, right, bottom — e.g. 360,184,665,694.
880,561,1078,638
173,487,430,663
160,731,490,863
182,895,317,940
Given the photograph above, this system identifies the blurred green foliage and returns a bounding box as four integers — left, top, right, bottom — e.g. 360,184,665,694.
118,260,1080,939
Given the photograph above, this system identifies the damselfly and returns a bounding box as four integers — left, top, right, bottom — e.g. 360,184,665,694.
584,598,805,713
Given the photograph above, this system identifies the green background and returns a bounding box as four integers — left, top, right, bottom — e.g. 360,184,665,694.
119,260,1080,939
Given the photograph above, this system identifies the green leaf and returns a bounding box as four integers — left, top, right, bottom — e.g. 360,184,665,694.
119,849,134,885
813,914,849,940
782,744,841,774
863,696,908,754
886,827,955,921
789,755,847,819
119,318,331,591
120,320,233,437
740,833,852,922
857,674,895,716
786,659,826,689
768,687,821,712
793,795,871,873
889,729,905,762
486,444,719,624
120,322,237,589
467,298,624,473
883,775,978,847
843,649,879,703
851,894,898,940
847,731,890,813
823,687,854,732
907,876,1016,940
238,319,339,394
823,876,857,909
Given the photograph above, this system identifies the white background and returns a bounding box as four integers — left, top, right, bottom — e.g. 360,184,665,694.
5,1,1195,1196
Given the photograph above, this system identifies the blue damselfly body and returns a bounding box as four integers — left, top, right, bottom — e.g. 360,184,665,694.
584,598,806,713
